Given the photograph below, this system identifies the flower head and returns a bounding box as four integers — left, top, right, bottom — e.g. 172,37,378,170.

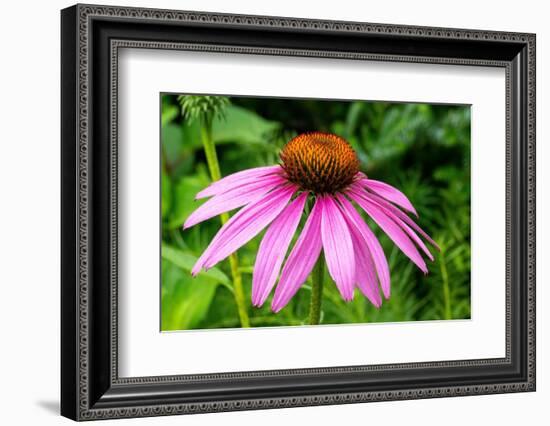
281,132,359,193
184,132,438,312
178,95,230,124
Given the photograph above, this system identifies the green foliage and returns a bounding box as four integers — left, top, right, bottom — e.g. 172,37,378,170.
165,176,209,230
212,105,280,147
161,244,232,330
162,244,230,286
161,94,471,330
161,260,220,331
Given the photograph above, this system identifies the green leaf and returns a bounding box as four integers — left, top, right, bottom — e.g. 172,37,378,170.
166,175,209,229
212,105,279,145
161,170,172,219
161,244,229,286
344,101,364,140
161,123,183,161
161,121,203,162
161,259,220,330
161,104,179,127
180,120,203,151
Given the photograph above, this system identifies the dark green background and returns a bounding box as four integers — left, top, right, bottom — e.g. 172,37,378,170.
161,95,471,331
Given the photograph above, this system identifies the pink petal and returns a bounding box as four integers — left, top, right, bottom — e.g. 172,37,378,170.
184,174,286,229
348,225,382,307
251,192,308,307
192,184,296,275
347,188,428,274
361,178,418,217
271,199,323,313
360,190,439,250
399,222,433,260
196,165,283,199
320,195,355,302
335,194,391,299
355,191,433,261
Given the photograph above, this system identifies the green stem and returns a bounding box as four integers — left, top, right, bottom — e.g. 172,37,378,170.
308,255,325,325
439,246,452,320
200,124,250,328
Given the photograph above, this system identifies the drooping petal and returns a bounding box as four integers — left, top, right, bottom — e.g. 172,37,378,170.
271,199,323,313
397,221,433,261
335,194,391,299
359,189,439,250
347,188,428,274
196,165,283,199
184,174,286,229
360,178,418,217
348,224,382,307
320,195,355,301
354,193,433,262
351,185,439,261
192,184,296,275
251,192,308,307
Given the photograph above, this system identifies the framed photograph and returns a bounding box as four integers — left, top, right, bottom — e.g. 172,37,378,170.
61,4,536,421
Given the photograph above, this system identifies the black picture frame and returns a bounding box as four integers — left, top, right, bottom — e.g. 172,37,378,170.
61,3,536,421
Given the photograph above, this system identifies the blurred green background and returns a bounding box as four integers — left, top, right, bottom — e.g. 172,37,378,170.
160,94,471,331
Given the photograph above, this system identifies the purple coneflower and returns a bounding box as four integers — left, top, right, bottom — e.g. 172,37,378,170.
184,132,437,313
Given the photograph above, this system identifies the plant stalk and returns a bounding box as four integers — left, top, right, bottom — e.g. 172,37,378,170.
439,246,452,320
200,124,250,328
308,254,325,325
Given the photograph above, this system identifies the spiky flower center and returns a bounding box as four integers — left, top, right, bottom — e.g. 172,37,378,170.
280,132,360,194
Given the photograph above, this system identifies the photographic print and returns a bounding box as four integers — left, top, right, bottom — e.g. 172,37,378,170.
160,94,471,331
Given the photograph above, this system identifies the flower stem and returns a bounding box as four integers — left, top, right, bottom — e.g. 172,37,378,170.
200,125,250,328
308,254,325,325
439,244,452,320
